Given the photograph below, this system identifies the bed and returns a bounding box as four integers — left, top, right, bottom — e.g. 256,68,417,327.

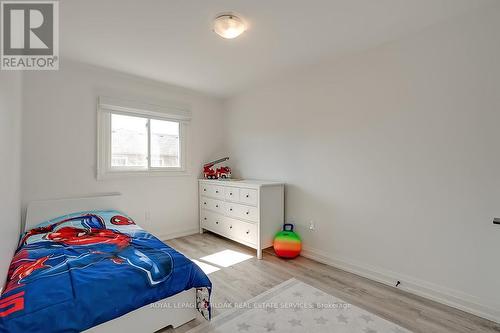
0,194,211,333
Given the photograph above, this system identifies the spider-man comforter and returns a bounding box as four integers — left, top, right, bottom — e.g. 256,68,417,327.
0,210,211,333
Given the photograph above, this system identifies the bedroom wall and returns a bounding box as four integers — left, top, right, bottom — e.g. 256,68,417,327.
224,5,500,321
0,71,23,290
21,60,226,239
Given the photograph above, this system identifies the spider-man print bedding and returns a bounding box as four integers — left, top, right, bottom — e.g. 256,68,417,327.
0,210,211,333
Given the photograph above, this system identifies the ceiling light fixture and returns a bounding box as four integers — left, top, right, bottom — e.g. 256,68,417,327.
213,14,246,39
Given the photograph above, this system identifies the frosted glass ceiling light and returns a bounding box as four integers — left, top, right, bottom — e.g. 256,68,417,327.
213,14,246,39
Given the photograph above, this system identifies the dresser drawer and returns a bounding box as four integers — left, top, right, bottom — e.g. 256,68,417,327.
200,197,224,214
211,213,224,233
200,210,224,233
239,188,258,206
224,202,258,222
224,187,240,202
200,209,213,229
235,220,258,245
224,217,258,246
199,184,225,199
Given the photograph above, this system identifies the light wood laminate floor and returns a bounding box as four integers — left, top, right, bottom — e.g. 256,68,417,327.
161,232,499,333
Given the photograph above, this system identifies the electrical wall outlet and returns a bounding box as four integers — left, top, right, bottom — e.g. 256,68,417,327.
309,220,315,231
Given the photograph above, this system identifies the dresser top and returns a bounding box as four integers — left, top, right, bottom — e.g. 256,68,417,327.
198,179,284,188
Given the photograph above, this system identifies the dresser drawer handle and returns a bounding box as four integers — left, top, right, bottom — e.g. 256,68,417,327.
246,211,249,215
216,190,219,193
216,221,219,225
204,217,207,220
216,205,219,208
229,225,233,229
229,208,233,211
229,192,233,195
246,230,250,234
203,189,207,192
245,194,249,198
204,202,207,205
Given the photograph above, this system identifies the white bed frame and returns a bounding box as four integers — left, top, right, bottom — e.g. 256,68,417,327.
25,193,199,333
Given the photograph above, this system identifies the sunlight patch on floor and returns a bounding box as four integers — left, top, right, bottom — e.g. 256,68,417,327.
200,249,253,268
191,259,220,274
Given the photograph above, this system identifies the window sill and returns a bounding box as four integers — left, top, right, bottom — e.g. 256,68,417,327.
97,169,191,181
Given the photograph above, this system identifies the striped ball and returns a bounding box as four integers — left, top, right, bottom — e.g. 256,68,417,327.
273,230,302,258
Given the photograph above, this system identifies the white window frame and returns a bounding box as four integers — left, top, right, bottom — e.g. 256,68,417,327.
97,96,190,180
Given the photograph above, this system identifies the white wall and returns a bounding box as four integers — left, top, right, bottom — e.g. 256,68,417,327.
0,71,23,290
225,5,500,321
22,61,226,239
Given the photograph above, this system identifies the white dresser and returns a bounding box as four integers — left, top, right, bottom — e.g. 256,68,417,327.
199,179,284,259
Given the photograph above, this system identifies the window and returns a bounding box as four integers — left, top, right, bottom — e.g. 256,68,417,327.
149,118,180,168
97,97,190,179
110,114,181,169
111,114,149,168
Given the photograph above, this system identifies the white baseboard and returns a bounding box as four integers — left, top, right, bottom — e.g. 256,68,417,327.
300,246,500,324
156,228,199,241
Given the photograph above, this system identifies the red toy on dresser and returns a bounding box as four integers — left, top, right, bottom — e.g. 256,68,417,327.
203,157,231,179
